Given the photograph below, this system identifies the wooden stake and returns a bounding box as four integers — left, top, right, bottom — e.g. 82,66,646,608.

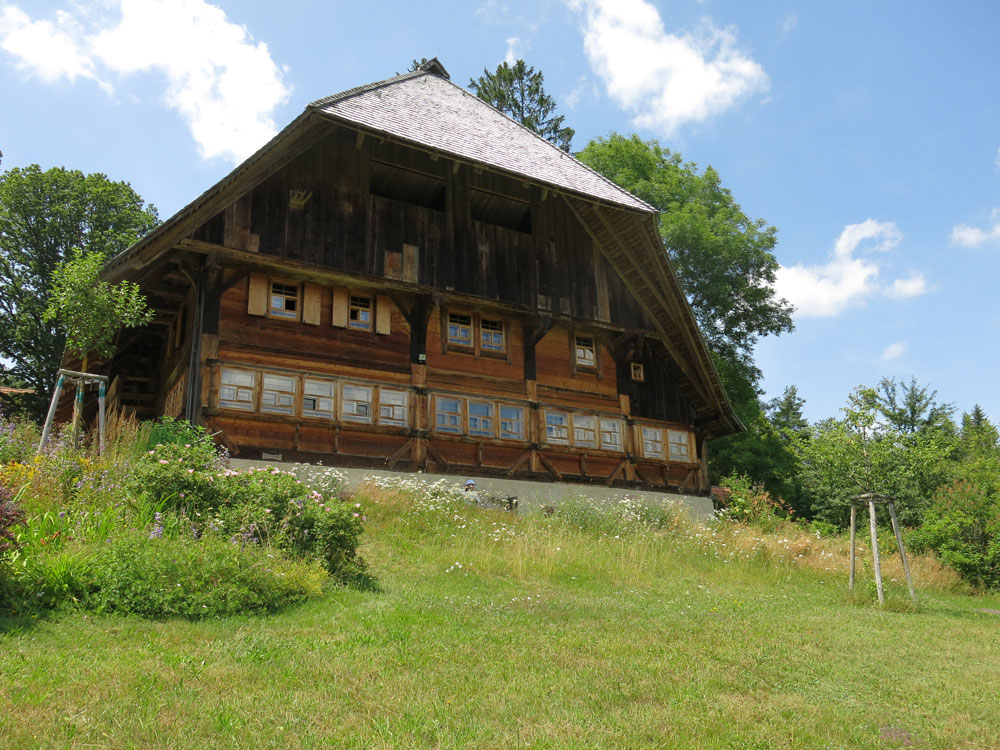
888,501,917,603
849,502,857,592
868,499,885,606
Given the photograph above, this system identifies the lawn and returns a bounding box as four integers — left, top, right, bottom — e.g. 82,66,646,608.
2,478,999,749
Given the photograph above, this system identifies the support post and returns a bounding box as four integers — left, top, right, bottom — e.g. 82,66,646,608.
98,380,107,456
38,374,66,453
868,499,885,606
888,501,917,603
849,502,857,592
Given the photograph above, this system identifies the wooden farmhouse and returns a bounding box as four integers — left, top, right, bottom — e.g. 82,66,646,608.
90,59,741,494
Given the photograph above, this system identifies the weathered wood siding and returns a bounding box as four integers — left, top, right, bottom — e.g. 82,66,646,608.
190,126,697,427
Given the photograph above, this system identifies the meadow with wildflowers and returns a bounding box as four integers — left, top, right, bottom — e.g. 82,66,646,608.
0,416,364,617
2,415,1000,747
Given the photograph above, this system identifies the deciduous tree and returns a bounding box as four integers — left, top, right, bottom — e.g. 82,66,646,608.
0,165,159,418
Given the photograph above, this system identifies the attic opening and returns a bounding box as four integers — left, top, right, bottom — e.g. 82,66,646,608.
370,160,445,211
470,188,532,234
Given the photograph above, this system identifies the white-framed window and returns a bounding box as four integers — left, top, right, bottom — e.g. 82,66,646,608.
545,411,570,445
435,396,464,434
261,373,296,415
499,405,524,440
641,426,665,459
378,389,408,427
600,418,623,452
669,430,691,461
469,400,495,437
575,336,596,369
447,312,473,348
302,379,335,419
480,318,505,353
631,363,645,382
269,280,299,320
342,384,373,423
573,414,598,448
219,368,256,411
349,295,373,330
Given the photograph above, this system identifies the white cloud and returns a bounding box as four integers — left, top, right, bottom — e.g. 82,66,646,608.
778,11,797,37
881,342,906,361
951,221,1000,248
0,5,106,89
0,0,290,164
504,36,521,65
567,0,769,136
775,219,929,317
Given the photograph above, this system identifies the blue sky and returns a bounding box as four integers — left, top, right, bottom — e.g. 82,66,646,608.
2,0,998,425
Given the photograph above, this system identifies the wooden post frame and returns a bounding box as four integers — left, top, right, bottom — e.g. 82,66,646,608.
850,493,915,606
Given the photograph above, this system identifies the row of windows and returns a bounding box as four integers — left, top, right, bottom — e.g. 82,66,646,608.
218,368,691,461
220,369,408,426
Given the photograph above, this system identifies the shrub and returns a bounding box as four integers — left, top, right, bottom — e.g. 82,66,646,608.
717,473,794,528
88,531,326,618
909,479,1000,588
280,494,366,577
127,441,224,515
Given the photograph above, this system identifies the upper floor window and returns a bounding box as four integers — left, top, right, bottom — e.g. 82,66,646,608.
575,336,596,369
349,295,372,331
447,313,473,348
269,280,299,320
573,415,598,448
480,319,505,353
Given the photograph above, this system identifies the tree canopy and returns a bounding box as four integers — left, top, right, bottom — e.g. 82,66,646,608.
577,134,793,375
0,165,159,418
468,60,575,152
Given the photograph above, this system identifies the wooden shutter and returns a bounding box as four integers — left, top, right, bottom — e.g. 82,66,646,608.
376,295,392,335
303,283,321,325
332,287,349,327
248,273,268,316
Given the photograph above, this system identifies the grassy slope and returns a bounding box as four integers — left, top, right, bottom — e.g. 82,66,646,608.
2,486,999,749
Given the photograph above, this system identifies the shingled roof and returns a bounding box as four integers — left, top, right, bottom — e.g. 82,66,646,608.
308,65,655,214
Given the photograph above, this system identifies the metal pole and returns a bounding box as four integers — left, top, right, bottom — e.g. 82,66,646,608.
98,380,107,456
869,499,885,606
888,501,917,603
37,374,65,453
849,502,857,592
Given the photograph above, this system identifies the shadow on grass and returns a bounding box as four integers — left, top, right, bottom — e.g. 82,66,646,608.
339,568,381,593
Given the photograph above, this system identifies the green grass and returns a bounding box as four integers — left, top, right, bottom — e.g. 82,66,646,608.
2,481,999,749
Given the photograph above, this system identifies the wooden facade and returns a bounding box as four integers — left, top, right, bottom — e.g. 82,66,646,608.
91,61,741,495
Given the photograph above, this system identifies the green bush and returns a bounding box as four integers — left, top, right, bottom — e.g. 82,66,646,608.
88,531,326,618
909,479,1000,588
717,473,794,529
280,494,366,577
128,441,223,515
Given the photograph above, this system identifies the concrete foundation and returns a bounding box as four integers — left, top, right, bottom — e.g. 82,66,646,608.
230,459,717,522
